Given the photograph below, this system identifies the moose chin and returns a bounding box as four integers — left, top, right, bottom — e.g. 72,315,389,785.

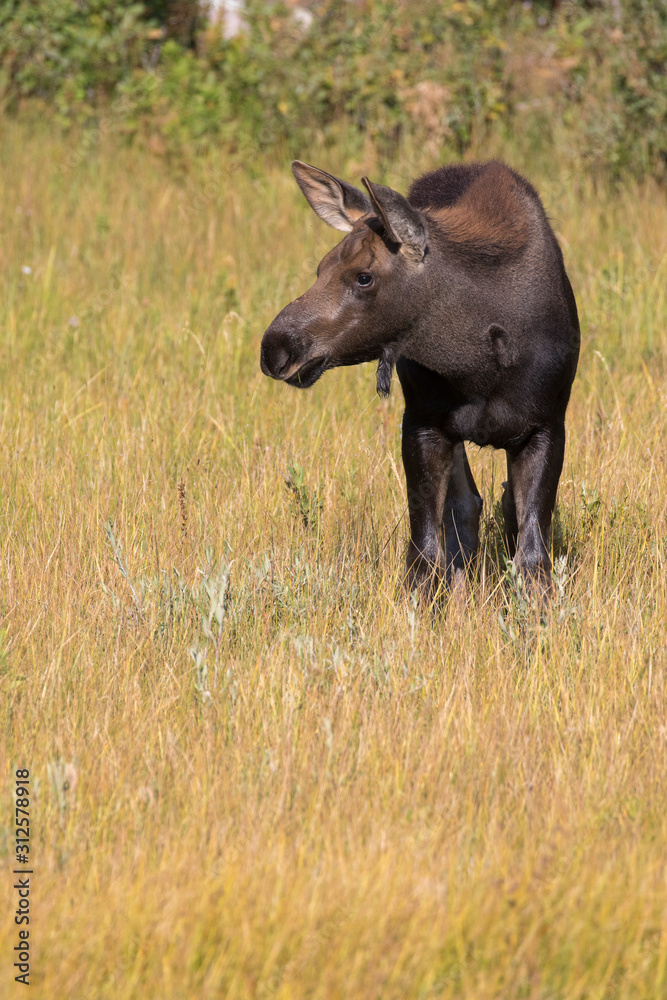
260,159,580,596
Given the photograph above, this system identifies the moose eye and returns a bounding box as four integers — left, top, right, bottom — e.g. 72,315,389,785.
356,273,374,287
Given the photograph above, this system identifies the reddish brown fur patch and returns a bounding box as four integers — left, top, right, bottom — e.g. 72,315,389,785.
428,163,530,257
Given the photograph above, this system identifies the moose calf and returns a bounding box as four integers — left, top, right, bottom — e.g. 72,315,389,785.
261,160,580,594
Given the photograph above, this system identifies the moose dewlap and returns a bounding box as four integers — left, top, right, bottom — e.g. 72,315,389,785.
260,159,580,594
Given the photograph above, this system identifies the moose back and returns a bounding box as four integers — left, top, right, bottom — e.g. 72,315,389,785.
260,160,580,593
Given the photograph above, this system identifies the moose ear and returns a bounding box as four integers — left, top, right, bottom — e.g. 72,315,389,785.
362,177,427,260
292,160,372,232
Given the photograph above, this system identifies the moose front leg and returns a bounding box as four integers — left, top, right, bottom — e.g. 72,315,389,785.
402,416,453,595
506,425,565,586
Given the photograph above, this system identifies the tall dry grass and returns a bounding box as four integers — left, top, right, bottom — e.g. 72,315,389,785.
0,120,666,999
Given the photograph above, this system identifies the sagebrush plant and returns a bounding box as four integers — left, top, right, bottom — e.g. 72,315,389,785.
0,120,666,998
190,552,231,704
284,461,324,530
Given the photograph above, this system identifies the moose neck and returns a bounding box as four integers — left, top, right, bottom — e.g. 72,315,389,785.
395,228,501,382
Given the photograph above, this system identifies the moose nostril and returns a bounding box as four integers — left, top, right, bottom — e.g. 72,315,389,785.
261,336,294,379
271,345,291,376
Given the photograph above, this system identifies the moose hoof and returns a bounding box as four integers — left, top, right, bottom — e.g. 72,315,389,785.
512,558,553,602
405,555,447,603
448,567,469,606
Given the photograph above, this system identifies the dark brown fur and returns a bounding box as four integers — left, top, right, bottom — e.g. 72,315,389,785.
261,159,580,596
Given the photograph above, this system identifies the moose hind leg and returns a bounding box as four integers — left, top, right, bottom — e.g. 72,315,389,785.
443,443,482,586
501,460,519,559
402,416,453,595
508,424,565,586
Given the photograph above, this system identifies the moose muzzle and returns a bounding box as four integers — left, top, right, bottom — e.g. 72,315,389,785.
260,319,330,389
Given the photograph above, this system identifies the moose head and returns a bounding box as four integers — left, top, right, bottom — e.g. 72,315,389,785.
260,161,429,397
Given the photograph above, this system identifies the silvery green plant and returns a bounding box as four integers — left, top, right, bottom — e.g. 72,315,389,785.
499,553,576,640
190,557,230,704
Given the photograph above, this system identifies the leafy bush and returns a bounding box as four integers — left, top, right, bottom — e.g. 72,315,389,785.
606,0,667,175
207,0,509,154
0,0,152,116
113,39,231,152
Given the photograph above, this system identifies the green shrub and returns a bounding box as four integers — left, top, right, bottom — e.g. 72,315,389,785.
0,0,151,115
608,0,667,176
207,0,510,154
113,40,231,152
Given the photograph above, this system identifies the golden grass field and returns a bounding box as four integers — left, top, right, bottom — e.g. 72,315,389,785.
1,119,666,998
